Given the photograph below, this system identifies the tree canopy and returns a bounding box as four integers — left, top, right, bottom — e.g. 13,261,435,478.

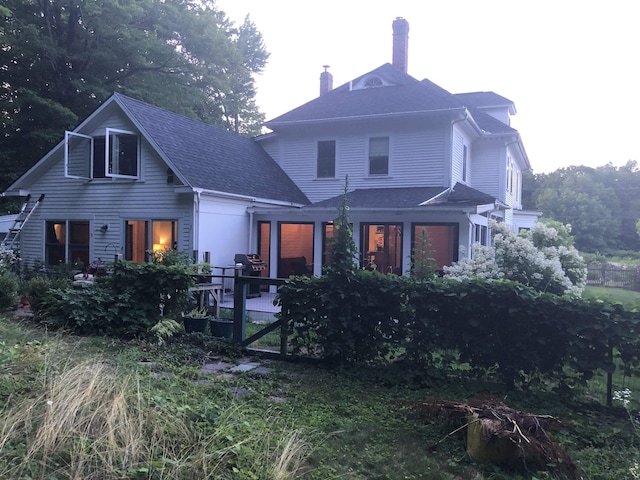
526,161,640,253
0,0,269,191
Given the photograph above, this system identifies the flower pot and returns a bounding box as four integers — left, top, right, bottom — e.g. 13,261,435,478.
210,318,234,339
183,315,209,333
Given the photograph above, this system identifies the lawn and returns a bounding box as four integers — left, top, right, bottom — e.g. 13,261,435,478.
1,311,639,479
583,285,640,310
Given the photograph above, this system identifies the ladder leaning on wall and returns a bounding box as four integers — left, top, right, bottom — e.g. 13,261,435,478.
1,194,45,250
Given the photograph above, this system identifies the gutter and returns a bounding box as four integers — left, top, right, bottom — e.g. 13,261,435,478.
250,205,480,216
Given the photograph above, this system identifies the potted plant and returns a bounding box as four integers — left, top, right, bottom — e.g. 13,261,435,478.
210,316,234,339
182,307,210,333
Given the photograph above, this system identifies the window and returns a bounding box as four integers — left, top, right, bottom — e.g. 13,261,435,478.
411,223,459,272
125,220,177,263
474,224,488,246
317,140,336,178
322,222,335,271
369,137,389,175
364,76,383,88
278,223,314,277
45,220,90,266
257,222,271,278
506,157,514,194
93,137,106,178
106,129,139,178
361,223,402,274
64,129,139,180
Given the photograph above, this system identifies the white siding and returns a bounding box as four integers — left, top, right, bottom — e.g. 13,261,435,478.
469,141,503,201
196,196,252,267
260,120,449,203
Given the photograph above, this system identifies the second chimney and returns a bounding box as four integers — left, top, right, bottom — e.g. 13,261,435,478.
320,65,333,96
392,17,409,73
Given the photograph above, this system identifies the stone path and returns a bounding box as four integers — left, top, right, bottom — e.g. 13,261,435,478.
141,355,282,400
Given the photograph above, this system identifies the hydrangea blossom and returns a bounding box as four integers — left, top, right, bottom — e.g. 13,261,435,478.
444,220,586,297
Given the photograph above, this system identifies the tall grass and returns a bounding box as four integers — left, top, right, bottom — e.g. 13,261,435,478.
0,358,310,479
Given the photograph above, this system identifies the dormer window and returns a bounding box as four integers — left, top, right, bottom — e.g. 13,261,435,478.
363,76,383,88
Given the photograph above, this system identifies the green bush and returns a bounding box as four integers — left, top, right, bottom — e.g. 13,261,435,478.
278,274,640,391
40,261,194,338
0,271,18,311
23,276,72,320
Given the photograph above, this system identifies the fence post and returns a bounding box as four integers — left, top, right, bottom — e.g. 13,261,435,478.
606,341,613,407
233,264,246,342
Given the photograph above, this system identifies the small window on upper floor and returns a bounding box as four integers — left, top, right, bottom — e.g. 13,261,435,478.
105,129,139,178
65,128,139,180
363,76,383,88
462,145,469,183
369,137,389,175
507,157,514,194
317,140,336,178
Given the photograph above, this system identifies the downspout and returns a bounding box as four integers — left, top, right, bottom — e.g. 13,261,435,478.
193,190,201,258
248,206,254,253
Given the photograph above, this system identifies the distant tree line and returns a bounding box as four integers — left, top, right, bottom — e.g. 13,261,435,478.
0,0,269,198
523,161,640,253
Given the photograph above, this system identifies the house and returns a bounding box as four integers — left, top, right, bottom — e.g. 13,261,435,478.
2,17,532,278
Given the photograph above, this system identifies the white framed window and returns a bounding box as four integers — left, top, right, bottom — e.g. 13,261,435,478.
64,129,139,180
317,140,336,178
369,136,389,175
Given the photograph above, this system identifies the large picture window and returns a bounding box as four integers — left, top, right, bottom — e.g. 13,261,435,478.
317,140,336,178
411,223,459,272
125,220,177,263
369,136,389,175
45,220,90,267
278,222,314,277
361,223,403,275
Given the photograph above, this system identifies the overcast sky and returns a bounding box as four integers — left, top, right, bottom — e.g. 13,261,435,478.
216,0,639,174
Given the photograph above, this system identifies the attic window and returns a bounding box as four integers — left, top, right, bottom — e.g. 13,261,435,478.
64,129,139,180
363,76,383,88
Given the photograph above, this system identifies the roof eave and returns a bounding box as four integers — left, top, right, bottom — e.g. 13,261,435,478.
265,107,466,129
185,187,307,207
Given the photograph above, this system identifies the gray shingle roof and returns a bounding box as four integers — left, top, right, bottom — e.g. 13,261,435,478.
468,108,517,135
265,64,466,126
264,64,520,141
114,94,309,205
305,183,497,210
453,91,515,112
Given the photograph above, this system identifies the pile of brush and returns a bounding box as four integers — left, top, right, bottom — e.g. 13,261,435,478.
399,395,580,479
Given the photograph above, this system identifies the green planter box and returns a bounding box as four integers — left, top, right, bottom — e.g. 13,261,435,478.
210,318,234,339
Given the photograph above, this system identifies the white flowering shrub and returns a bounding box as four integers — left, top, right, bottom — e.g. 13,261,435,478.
444,220,586,297
0,246,19,274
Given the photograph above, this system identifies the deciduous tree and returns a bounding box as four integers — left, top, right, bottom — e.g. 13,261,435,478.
0,0,268,190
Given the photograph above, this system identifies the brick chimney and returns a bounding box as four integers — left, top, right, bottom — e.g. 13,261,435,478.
392,17,409,73
319,65,333,96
